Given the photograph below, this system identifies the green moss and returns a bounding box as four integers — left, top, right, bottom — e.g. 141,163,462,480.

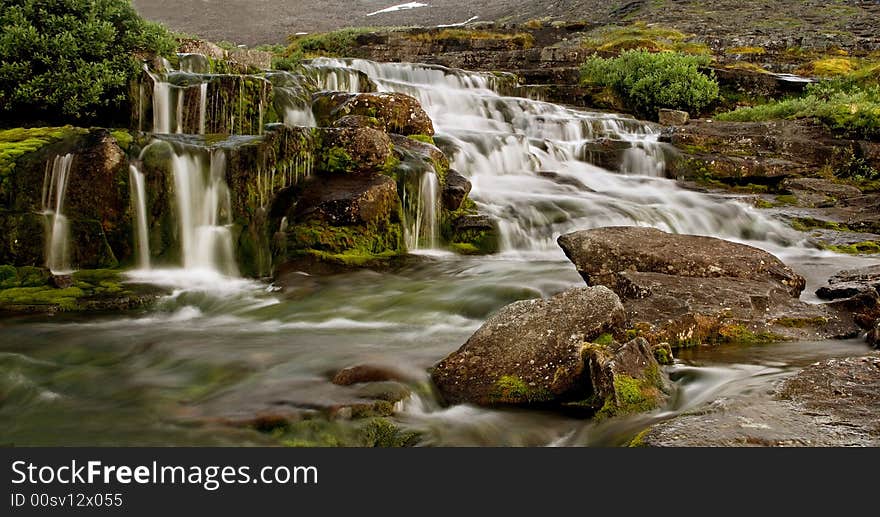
628,429,651,447
407,29,535,49
491,375,553,404
653,346,673,365
110,130,133,151
0,265,17,287
407,134,436,145
789,217,849,232
0,127,86,191
321,146,354,174
717,324,785,345
595,372,661,420
823,241,880,254
725,46,766,55
582,22,706,55
277,417,420,448
593,333,615,346
287,220,404,266
0,286,85,311
774,194,798,206
16,266,50,287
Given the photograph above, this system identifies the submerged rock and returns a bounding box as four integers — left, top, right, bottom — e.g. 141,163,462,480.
559,227,860,347
431,286,628,406
332,364,412,386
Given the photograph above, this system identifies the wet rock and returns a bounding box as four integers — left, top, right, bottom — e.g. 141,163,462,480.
332,364,411,386
431,286,626,406
313,92,434,137
781,177,862,207
317,127,394,176
658,109,689,126
332,115,385,131
559,227,859,347
663,120,866,184
868,322,880,348
643,355,880,447
441,169,472,211
442,213,500,255
292,175,399,227
816,265,880,301
0,128,130,268
585,337,668,418
48,274,74,289
558,226,806,296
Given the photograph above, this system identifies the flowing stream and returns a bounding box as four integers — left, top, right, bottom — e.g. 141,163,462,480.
2,60,878,446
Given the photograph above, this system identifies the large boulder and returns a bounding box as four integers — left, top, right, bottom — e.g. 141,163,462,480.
558,226,806,296
558,227,860,347
291,175,399,227
431,286,628,406
313,92,434,137
317,127,394,176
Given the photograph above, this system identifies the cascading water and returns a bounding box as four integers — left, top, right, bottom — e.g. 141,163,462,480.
402,169,441,250
41,153,75,274
169,147,238,276
312,58,797,255
129,164,151,270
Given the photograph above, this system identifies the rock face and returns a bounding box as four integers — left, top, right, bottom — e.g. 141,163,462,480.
0,128,130,269
441,169,472,211
817,265,880,301
317,127,394,176
558,226,805,296
658,109,689,126
663,120,879,184
431,286,628,406
644,355,880,447
559,227,860,347
313,92,434,137
292,175,399,227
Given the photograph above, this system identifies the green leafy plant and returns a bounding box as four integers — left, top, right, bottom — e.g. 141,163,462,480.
580,50,719,119
0,0,177,125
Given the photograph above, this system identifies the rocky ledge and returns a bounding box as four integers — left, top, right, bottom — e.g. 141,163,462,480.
558,226,867,348
643,354,880,446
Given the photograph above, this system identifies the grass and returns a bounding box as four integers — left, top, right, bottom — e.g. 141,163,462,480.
716,81,880,140
406,30,535,49
582,22,709,55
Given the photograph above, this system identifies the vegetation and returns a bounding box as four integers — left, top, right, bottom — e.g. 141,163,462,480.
582,22,709,55
716,80,880,140
0,0,177,125
581,50,720,118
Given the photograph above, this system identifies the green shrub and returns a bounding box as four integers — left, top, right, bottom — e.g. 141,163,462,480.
0,0,177,125
716,80,880,140
580,50,719,119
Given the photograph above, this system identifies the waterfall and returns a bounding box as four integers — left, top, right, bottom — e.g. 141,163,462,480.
170,148,238,276
41,154,75,274
198,82,208,135
312,58,797,254
403,170,440,251
152,77,173,134
129,164,151,270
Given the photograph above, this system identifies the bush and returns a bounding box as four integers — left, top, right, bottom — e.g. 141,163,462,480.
716,80,880,140
0,0,177,125
580,50,719,119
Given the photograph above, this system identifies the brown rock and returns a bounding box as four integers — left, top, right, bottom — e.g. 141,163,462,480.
313,92,434,136
658,109,689,126
558,226,806,297
431,286,626,406
317,127,394,176
332,364,409,386
441,169,472,211
292,175,399,227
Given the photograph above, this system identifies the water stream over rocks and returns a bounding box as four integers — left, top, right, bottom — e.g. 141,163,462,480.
2,58,878,446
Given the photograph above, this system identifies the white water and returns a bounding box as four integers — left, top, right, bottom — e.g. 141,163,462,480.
41,154,75,274
169,148,238,276
129,164,151,270
403,170,440,250
311,58,800,256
